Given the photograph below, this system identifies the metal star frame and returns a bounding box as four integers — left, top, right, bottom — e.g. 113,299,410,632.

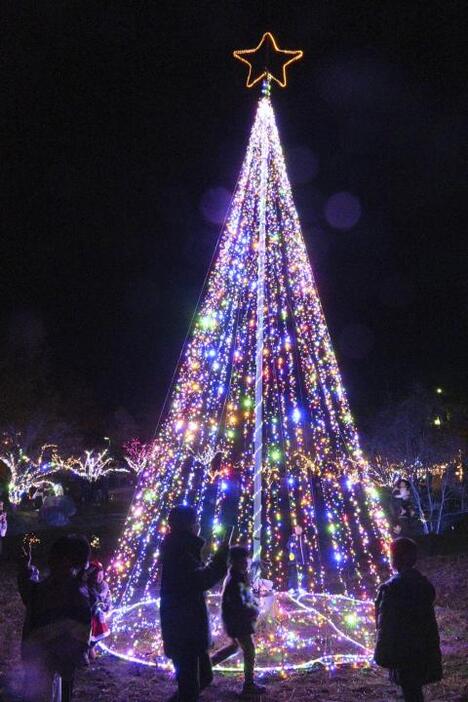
233,32,303,88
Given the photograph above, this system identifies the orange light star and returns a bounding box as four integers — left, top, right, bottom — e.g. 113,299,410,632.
234,32,303,88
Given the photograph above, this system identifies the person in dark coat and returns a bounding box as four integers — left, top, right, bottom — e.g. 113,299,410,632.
374,537,442,702
211,546,266,697
160,504,228,702
18,534,91,702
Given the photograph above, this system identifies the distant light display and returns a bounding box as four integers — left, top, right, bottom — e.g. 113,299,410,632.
106,90,390,671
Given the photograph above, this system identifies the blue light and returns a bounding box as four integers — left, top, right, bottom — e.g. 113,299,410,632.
292,407,301,424
221,480,229,491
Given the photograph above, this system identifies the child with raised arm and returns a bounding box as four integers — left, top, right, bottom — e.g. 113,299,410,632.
212,546,266,698
374,537,442,702
18,534,91,702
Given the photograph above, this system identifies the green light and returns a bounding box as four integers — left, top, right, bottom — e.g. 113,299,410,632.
242,397,253,409
270,448,281,462
199,313,217,331
344,612,359,628
144,489,156,503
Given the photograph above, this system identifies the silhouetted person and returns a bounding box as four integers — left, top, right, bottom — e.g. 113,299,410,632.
160,505,228,702
211,546,266,697
391,479,421,537
18,534,91,702
374,537,442,702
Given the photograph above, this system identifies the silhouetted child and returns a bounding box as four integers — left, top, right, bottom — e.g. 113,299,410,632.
212,546,266,698
374,537,442,702
86,559,112,659
160,504,228,702
18,534,91,702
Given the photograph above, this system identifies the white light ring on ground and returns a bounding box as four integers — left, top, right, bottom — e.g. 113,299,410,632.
101,592,374,672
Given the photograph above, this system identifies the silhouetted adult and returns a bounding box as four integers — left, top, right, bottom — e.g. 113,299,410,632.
160,504,228,702
375,537,442,702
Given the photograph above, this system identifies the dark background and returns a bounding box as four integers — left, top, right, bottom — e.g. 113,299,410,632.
2,1,467,441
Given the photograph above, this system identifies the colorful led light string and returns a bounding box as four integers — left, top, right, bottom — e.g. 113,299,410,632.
106,94,391,670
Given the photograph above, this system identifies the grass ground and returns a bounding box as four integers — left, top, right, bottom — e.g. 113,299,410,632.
0,507,467,701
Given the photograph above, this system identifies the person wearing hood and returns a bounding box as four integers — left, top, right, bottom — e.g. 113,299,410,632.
374,537,442,702
160,504,228,702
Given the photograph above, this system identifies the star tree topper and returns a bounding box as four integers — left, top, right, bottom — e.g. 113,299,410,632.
233,32,303,88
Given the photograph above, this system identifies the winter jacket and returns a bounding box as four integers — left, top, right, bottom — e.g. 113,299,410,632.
18,563,91,679
159,530,227,657
221,568,259,639
374,568,442,685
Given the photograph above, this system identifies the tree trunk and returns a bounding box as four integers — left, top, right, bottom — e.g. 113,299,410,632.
436,474,448,535
410,478,429,535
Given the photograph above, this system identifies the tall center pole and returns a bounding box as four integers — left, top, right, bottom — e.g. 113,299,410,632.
252,90,270,572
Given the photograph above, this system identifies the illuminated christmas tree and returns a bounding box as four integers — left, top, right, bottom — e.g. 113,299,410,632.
106,34,390,671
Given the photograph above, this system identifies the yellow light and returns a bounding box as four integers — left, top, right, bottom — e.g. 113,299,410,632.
233,32,303,88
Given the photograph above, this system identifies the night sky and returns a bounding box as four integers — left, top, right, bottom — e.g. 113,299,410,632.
2,1,467,438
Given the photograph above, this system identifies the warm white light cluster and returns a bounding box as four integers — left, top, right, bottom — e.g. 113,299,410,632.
1,443,62,504
55,449,129,483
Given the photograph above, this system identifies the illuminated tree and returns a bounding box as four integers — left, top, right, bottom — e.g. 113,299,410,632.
57,449,128,483
123,439,153,477
109,87,389,611
0,438,62,504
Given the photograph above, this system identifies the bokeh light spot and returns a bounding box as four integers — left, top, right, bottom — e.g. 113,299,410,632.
324,192,361,230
